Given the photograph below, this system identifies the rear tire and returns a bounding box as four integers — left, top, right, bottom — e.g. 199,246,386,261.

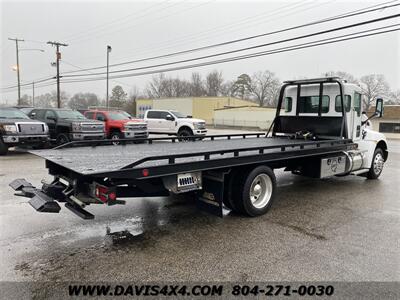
0,139,9,155
56,133,70,146
232,166,276,217
366,148,385,179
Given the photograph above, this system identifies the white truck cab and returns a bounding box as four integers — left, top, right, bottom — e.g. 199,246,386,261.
144,109,207,139
278,77,388,178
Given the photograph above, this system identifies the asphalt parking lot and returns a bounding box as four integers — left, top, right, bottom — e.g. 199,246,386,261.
0,131,399,291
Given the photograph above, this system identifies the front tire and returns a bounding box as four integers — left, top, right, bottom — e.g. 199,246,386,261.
0,138,9,155
366,148,385,179
56,133,70,146
110,131,122,145
232,166,276,217
178,128,193,142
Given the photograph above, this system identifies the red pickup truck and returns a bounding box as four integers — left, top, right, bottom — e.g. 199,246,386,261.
84,109,148,143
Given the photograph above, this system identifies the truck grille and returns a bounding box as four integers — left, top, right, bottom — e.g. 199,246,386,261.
125,123,147,131
81,123,104,132
17,123,45,134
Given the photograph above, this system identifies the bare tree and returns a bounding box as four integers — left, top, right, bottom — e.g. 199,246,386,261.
146,73,167,98
189,72,206,96
35,90,68,108
359,74,390,109
387,89,400,105
234,71,280,106
171,78,191,97
205,70,224,96
323,71,357,83
68,93,99,109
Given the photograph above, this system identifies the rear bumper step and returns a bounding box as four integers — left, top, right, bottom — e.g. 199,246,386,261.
9,179,61,213
10,178,96,219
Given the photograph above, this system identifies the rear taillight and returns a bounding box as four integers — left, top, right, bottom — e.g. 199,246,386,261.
93,183,116,203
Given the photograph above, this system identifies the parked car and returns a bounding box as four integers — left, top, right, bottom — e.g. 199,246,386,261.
144,110,207,139
0,107,49,155
84,109,148,144
29,108,105,145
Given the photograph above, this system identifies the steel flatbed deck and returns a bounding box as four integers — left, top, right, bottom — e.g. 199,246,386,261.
32,134,355,180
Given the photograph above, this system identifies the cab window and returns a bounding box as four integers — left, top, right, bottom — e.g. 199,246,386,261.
85,112,95,119
147,111,161,119
354,92,362,117
298,95,329,114
284,97,292,112
45,110,57,120
96,113,106,121
335,95,351,112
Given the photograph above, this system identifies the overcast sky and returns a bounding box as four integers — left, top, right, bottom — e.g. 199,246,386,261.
1,0,399,105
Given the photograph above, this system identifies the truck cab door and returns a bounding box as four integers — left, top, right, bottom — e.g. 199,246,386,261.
352,92,362,140
159,111,175,133
145,111,160,132
44,110,58,139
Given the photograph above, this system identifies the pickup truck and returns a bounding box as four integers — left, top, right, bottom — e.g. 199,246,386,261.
10,77,388,220
29,108,105,145
0,107,49,155
84,109,148,144
144,109,207,139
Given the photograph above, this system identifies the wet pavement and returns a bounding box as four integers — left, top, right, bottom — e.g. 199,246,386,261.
0,138,399,287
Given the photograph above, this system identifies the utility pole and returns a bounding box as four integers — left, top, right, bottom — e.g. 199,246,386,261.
106,45,112,108
47,41,68,108
8,37,24,105
32,81,35,107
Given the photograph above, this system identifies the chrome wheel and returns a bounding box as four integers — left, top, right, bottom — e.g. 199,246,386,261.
373,153,384,175
111,133,120,145
249,173,273,209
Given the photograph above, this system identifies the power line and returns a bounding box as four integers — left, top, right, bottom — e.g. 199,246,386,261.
69,0,215,44
3,26,399,93
63,0,175,41
61,14,400,78
60,1,400,75
56,25,400,83
67,0,315,66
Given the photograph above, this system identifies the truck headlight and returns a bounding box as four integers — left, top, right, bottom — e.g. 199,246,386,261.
43,123,49,133
72,122,82,132
3,125,17,133
193,122,204,129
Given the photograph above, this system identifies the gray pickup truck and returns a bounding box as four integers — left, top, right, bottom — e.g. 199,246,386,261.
0,107,49,155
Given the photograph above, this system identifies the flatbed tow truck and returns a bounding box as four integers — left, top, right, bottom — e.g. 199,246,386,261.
10,78,388,219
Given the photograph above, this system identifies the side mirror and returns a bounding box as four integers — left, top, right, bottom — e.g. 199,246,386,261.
30,112,36,118
375,98,384,118
165,114,174,121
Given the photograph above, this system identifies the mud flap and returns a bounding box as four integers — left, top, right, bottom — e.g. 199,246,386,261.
197,172,225,217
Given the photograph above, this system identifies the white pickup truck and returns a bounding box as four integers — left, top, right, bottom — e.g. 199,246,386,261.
143,109,207,139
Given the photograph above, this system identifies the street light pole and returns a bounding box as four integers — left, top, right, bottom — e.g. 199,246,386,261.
8,37,24,105
32,81,35,107
106,45,112,109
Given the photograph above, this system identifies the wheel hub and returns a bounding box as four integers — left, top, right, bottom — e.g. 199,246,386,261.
373,153,384,174
249,174,273,209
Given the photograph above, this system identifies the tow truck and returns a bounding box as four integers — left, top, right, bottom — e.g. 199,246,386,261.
10,78,388,219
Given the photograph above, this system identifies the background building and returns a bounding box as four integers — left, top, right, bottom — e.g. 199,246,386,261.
213,106,275,130
369,105,400,139
136,97,253,124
